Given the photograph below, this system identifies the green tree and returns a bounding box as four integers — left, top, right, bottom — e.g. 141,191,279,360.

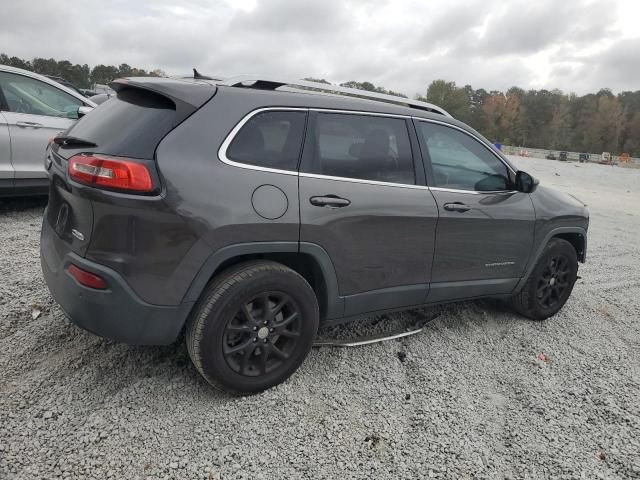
90,64,119,85
419,80,471,122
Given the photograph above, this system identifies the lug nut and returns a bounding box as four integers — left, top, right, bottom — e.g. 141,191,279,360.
263,339,268,343
253,326,257,331
270,328,275,332
253,337,258,342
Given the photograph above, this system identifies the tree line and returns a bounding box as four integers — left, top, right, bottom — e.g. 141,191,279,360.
0,53,165,89
418,80,639,156
2,53,637,155
309,78,639,156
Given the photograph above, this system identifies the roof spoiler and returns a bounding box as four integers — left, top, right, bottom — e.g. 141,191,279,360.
110,77,216,120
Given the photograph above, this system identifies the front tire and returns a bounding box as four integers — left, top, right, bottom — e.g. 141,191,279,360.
186,261,319,395
511,238,578,320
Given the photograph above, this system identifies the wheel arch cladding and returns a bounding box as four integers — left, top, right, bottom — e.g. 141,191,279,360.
514,226,587,293
180,242,343,327
553,232,586,262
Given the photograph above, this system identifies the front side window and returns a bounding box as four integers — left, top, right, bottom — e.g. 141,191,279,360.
0,72,83,119
305,113,415,185
226,110,307,171
416,121,511,191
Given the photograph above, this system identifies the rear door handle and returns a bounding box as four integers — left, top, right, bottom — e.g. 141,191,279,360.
443,202,471,212
16,121,43,128
310,195,351,208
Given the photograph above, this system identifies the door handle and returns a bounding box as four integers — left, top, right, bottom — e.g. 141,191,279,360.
443,202,471,212
310,195,351,208
16,121,43,128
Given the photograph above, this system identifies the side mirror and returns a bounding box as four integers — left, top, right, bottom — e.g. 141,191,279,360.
516,170,539,193
77,105,94,118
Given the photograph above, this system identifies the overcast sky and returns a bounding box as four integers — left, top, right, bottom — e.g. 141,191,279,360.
2,0,638,95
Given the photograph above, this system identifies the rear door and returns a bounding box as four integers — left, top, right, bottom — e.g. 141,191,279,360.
414,119,536,301
0,71,84,180
299,111,438,316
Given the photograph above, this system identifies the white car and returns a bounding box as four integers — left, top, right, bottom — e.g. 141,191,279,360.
0,65,96,196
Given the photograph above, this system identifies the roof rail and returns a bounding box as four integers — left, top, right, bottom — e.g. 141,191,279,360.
217,75,452,117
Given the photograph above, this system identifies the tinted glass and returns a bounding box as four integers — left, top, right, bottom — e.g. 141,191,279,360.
417,122,511,191
66,88,177,159
227,111,307,171
0,72,83,119
306,113,415,184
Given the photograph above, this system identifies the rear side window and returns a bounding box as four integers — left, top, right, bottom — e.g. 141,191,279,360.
416,122,511,191
305,113,415,185
66,88,177,159
226,110,307,171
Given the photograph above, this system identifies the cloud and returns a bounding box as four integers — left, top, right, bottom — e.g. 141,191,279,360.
0,0,638,95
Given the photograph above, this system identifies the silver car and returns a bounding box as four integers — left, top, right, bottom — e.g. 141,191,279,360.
0,65,96,196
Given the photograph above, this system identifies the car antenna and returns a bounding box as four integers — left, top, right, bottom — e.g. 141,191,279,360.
193,68,214,80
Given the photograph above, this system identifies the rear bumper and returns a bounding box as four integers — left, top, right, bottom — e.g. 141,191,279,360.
40,217,191,345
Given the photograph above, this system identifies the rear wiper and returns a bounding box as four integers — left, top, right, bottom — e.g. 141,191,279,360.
53,135,97,148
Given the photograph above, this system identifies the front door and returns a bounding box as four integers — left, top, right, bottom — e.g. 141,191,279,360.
413,119,536,301
299,111,438,317
0,72,82,179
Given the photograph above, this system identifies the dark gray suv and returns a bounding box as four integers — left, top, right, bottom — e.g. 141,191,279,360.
40,76,589,394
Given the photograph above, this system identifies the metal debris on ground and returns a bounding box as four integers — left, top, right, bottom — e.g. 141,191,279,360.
313,312,441,347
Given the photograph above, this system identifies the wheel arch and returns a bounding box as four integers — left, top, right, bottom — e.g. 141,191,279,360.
179,242,343,328
514,226,587,294
553,231,586,263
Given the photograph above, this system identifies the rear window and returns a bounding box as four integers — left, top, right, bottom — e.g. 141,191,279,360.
226,110,307,171
66,88,177,159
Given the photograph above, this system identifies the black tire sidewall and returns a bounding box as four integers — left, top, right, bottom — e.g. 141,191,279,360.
527,240,578,318
197,268,318,394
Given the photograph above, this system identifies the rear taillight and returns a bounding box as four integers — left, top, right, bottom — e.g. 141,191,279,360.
68,154,154,193
68,264,108,290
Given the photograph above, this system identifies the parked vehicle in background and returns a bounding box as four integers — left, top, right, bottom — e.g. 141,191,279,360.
92,83,116,95
579,153,589,163
45,76,87,97
600,152,612,165
40,75,589,394
559,151,568,161
545,152,556,160
88,93,113,105
0,65,96,196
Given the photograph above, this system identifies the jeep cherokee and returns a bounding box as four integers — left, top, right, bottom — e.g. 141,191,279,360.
40,75,589,394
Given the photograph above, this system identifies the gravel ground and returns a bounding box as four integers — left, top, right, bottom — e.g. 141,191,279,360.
1,156,639,479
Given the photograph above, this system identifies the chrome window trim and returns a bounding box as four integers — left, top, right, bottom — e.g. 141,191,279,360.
299,172,430,190
430,186,519,195
218,107,520,194
217,107,308,176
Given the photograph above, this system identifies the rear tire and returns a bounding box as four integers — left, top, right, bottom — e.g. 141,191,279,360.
186,260,319,395
511,238,578,320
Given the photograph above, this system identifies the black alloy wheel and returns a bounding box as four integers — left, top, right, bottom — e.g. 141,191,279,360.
535,255,571,309
223,292,301,377
511,238,578,320
186,261,319,395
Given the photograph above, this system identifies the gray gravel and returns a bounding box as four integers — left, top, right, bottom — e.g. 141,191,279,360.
1,157,639,479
